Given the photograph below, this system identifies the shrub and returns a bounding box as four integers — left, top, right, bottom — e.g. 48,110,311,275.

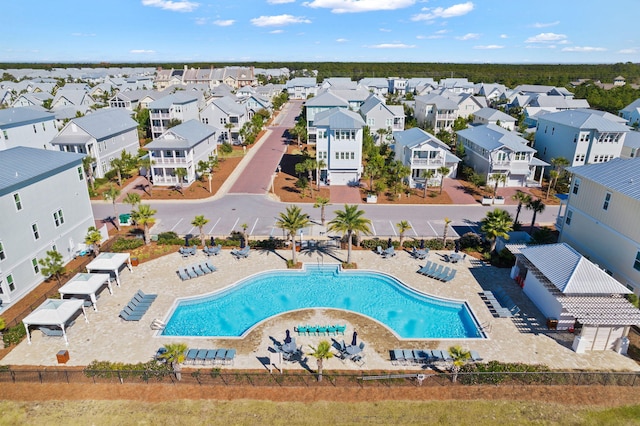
627,293,639,309
3,323,27,347
111,238,144,252
220,142,233,155
84,360,171,380
458,232,483,250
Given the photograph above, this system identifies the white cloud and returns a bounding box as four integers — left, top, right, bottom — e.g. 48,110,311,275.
268,0,296,3
411,2,474,21
618,48,638,54
474,45,504,50
500,34,508,39
141,0,199,13
130,49,156,54
416,35,426,39
456,33,480,41
525,33,567,43
251,14,311,26
367,43,416,49
194,17,207,25
380,28,392,32
561,46,606,52
303,0,415,14
531,20,560,28
213,19,235,26
270,29,285,34
336,38,348,42
71,33,96,37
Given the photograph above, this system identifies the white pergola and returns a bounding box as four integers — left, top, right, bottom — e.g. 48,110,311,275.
86,252,132,286
58,272,113,312
23,299,87,345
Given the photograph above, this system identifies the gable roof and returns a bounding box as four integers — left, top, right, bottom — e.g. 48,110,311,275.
0,146,85,195
394,127,450,151
314,107,365,129
457,124,535,153
415,93,458,110
0,107,55,129
519,243,631,295
538,109,629,132
305,90,349,107
567,157,640,200
69,109,137,140
210,96,245,116
145,119,218,150
474,107,515,122
148,92,199,109
359,95,392,116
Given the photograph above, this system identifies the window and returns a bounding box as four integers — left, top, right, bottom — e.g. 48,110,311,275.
53,209,64,227
2,130,7,140
13,193,22,210
565,210,573,225
202,117,209,124
77,166,84,181
602,192,612,210
0,241,5,261
32,223,40,240
7,274,15,292
572,178,580,195
32,258,39,274
33,124,37,133
634,251,640,272
42,122,46,131
367,118,375,126
350,152,355,160
335,152,339,160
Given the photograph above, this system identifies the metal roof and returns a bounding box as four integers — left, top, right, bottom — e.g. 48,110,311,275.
146,120,218,150
538,109,629,132
567,157,640,201
314,108,365,129
0,146,85,196
305,90,349,107
148,92,199,109
394,127,449,151
519,243,632,295
474,107,515,122
457,124,536,153
68,109,137,141
0,107,55,129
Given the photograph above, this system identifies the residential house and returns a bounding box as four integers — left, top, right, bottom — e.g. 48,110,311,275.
154,68,184,90
314,108,365,186
534,109,629,167
619,98,640,127
358,78,390,97
285,77,317,100
108,89,158,111
457,124,547,187
388,77,409,96
414,93,459,131
305,91,349,144
146,120,220,187
11,92,53,108
148,92,200,139
50,109,139,179
199,96,247,143
473,107,517,131
0,147,95,307
0,107,58,151
621,131,640,159
240,94,272,119
358,94,404,141
474,83,507,103
50,89,95,110
221,66,257,89
558,158,640,294
320,78,357,90
508,243,640,352
393,127,460,188
439,78,475,94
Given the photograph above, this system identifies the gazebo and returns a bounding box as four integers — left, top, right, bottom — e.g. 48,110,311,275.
86,252,132,286
58,272,113,311
22,299,88,345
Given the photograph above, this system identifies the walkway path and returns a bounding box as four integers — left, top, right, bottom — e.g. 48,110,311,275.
329,185,362,204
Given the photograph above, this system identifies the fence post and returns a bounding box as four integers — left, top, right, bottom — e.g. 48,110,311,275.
38,371,43,384
65,371,69,384
11,370,16,383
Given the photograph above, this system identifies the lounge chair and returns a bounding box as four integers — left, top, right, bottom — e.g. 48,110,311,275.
415,349,430,364
442,269,457,282
120,306,144,321
417,260,433,275
430,349,445,362
429,264,444,278
185,348,198,364
235,246,250,259
185,267,197,279
215,348,227,365
382,246,396,259
336,324,346,335
327,325,336,335
306,325,317,336
195,349,208,364
317,325,327,336
224,349,236,365
190,264,205,277
135,290,157,302
295,325,307,335
40,326,64,337
391,349,405,365
470,350,483,362
204,349,217,364
442,351,453,362
402,349,415,365
205,261,217,273
177,269,190,281
434,266,450,281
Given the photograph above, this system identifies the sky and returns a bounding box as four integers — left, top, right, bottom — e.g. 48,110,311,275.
2,0,639,64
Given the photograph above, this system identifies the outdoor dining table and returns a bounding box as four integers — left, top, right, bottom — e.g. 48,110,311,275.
345,345,360,355
450,253,463,262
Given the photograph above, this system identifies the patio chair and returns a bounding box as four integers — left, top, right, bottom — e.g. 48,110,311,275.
295,325,307,335
215,348,227,365
382,246,396,259
185,267,197,279
417,261,433,275
376,246,383,255
120,306,144,321
40,326,64,337
205,261,217,273
306,325,318,336
403,349,416,365
442,269,457,282
317,325,327,336
391,349,405,365
185,348,199,364
415,349,430,364
135,290,157,302
429,264,444,279
195,349,208,364
327,325,337,335
236,246,250,259
336,324,346,335
190,264,205,277
430,349,445,362
205,349,218,364
198,262,213,274
470,350,483,362
177,269,190,281
434,266,450,281
189,245,198,256
154,347,167,361
224,349,236,365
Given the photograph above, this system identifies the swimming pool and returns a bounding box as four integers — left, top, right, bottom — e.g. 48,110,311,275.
162,265,483,339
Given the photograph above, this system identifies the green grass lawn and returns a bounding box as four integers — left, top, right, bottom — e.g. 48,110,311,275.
0,400,638,426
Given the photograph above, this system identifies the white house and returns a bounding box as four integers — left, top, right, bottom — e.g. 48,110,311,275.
305,91,349,144
414,93,459,131
314,107,365,186
0,147,95,307
533,109,628,167
457,124,547,187
0,107,58,151
285,77,317,100
358,94,404,141
149,92,200,139
473,107,517,131
145,120,220,187
558,158,640,294
199,96,247,144
621,131,640,159
393,127,460,188
51,109,139,179
509,243,640,352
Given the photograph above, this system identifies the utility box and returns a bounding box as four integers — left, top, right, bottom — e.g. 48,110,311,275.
56,350,69,364
546,318,558,330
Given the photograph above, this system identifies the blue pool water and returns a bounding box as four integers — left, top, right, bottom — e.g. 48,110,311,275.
162,265,483,339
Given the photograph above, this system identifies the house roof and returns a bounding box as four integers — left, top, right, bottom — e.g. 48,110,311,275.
0,146,85,196
148,92,199,109
474,107,515,123
457,124,535,153
538,109,629,132
0,106,55,129
415,93,458,110
359,95,391,116
314,107,365,129
305,90,349,107
210,96,245,116
567,157,640,200
286,77,316,89
519,243,632,295
67,109,137,141
620,98,640,113
145,119,219,150
394,127,449,151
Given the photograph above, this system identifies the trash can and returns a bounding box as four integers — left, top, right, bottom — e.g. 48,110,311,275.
131,257,139,267
119,213,131,226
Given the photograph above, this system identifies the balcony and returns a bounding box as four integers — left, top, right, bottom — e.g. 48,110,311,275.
151,113,171,119
411,158,443,167
492,161,511,169
152,157,190,164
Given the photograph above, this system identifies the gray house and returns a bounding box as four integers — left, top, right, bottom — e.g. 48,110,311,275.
0,107,58,151
359,95,405,141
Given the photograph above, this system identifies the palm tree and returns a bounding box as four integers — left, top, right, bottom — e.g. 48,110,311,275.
316,159,326,190
123,192,141,210
328,204,372,265
240,223,249,248
313,197,330,226
480,208,513,253
364,155,384,191
442,217,452,247
276,205,310,265
307,340,334,382
526,198,546,235
84,226,102,256
448,345,471,383
81,155,96,190
224,122,234,142
103,185,121,230
295,177,309,198
191,215,209,247
396,220,411,248
159,343,188,381
131,204,157,245
489,173,507,202
38,250,65,285
437,166,450,195
423,169,435,198
512,191,532,226
546,169,559,200
174,167,187,192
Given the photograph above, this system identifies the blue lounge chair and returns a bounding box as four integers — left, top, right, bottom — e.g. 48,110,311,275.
205,261,217,273
470,350,483,362
185,267,197,279
429,264,444,278
40,326,64,337
120,306,144,321
423,263,439,277
224,349,236,365
431,349,445,362
434,266,450,281
215,348,227,365
317,325,327,336
177,269,190,281
135,290,157,302
336,324,346,335
442,269,457,282
306,325,317,336
391,349,405,365
185,349,198,364
205,349,217,364
191,264,205,277
295,325,307,335
327,325,336,335
402,349,415,365
415,350,430,364
417,260,433,275
376,246,383,255
442,350,453,362
195,349,208,364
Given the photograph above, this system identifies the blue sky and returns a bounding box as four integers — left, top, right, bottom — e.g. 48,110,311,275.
2,0,639,64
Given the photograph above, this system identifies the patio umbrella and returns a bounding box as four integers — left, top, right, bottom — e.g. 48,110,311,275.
184,236,190,246
284,329,291,344
387,238,392,248
210,237,215,246
455,240,460,253
420,239,425,249
351,330,358,346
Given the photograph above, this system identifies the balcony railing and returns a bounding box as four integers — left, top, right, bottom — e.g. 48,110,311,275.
412,158,443,167
152,157,190,164
151,113,171,119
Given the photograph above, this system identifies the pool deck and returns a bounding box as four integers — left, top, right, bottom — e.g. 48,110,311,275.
2,247,638,372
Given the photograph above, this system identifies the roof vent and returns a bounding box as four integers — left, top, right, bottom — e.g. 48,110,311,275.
15,171,19,178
